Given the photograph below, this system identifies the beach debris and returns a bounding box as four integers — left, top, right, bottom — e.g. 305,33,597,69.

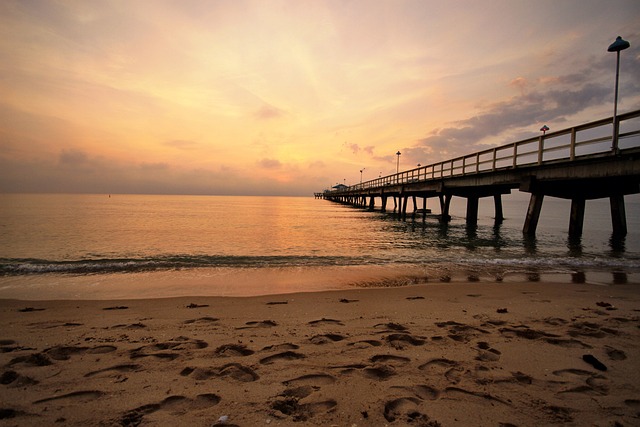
186,303,209,308
582,354,607,371
103,306,128,310
339,298,358,303
596,301,617,310
215,415,229,425
497,308,508,313
17,307,45,313
266,301,288,305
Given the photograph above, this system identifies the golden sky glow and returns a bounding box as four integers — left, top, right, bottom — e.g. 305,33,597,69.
1,0,639,195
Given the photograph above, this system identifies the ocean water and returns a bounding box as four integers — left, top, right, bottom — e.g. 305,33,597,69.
0,193,639,299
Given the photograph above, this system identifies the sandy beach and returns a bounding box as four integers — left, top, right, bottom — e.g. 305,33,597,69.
1,281,639,426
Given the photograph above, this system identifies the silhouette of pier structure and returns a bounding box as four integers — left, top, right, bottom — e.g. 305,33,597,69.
317,109,640,238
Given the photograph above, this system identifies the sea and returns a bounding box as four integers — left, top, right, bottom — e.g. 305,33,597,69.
0,193,639,300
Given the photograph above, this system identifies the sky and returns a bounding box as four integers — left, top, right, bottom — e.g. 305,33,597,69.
1,0,639,196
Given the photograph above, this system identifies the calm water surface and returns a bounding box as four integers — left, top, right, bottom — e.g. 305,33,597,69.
0,193,638,299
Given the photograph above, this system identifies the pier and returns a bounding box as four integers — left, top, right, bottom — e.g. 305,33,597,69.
318,109,640,237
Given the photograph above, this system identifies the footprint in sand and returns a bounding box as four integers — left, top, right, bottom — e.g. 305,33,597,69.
271,397,337,422
119,394,220,426
308,318,344,326
214,344,254,357
1,370,38,387
259,351,306,365
45,345,117,361
309,334,346,345
383,397,436,424
280,374,336,399
605,346,626,360
363,364,397,380
261,343,300,351
370,354,411,365
84,364,141,378
8,353,53,367
283,373,337,387
390,385,439,400
374,322,408,332
181,363,259,382
418,358,464,385
552,368,609,395
33,390,105,404
237,320,277,329
130,337,207,361
385,333,425,349
348,339,383,348
183,316,219,325
569,321,619,339
475,342,501,362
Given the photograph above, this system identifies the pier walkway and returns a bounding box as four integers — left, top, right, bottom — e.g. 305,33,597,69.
316,109,640,237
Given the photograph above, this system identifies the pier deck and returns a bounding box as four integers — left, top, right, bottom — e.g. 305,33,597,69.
319,109,640,237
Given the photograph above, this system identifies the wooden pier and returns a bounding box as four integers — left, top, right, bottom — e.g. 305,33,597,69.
318,109,640,237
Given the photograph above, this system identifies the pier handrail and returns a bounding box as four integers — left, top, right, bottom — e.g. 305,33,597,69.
332,109,640,193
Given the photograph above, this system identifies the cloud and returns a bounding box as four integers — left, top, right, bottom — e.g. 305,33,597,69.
344,142,375,156
411,62,627,163
253,103,285,120
257,158,282,169
59,149,89,165
164,139,199,150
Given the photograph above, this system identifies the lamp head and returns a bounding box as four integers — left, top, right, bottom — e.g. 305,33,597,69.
608,36,630,52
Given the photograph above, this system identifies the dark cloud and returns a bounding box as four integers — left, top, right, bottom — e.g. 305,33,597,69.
59,148,89,165
411,59,639,164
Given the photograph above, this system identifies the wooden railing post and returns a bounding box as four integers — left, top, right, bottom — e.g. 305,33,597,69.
570,127,576,160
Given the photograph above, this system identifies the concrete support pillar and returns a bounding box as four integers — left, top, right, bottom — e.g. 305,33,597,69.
439,194,452,223
494,194,504,223
422,198,428,222
393,196,398,212
401,196,409,220
411,196,417,220
368,196,375,211
569,198,586,238
523,193,544,236
610,194,627,236
381,196,387,213
466,196,479,226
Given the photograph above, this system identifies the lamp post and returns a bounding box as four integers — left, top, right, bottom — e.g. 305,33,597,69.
540,125,549,135
360,168,365,184
396,151,401,173
608,36,630,153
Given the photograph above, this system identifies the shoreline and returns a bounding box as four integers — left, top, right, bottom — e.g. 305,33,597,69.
2,282,639,426
0,263,638,301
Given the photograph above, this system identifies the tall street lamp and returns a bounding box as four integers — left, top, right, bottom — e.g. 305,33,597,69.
540,125,549,135
607,36,630,153
396,151,401,173
360,168,365,183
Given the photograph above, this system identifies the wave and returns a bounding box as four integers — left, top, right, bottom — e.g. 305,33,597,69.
2,252,639,276
0,255,375,276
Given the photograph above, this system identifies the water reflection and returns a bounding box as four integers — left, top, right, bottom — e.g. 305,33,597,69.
566,236,583,257
523,234,537,255
571,271,586,283
609,233,626,254
613,271,628,284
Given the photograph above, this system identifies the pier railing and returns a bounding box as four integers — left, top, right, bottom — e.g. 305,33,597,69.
334,109,640,193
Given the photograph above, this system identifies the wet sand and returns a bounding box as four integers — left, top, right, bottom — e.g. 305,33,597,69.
1,282,639,426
